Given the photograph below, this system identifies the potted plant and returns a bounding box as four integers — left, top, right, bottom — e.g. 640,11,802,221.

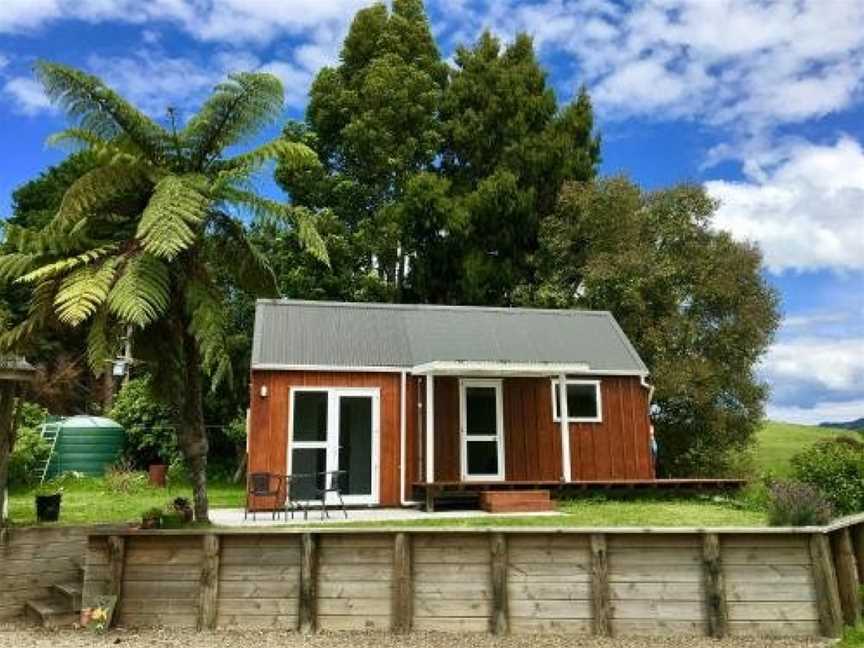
34,483,63,522
140,507,163,529
172,497,193,523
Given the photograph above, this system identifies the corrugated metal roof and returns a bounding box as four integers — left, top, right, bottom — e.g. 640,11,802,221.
252,300,648,374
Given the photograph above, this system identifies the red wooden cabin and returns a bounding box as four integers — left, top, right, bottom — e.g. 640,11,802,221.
248,300,657,511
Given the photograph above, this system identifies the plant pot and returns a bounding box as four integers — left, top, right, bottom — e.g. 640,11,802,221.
140,515,161,529
148,464,167,487
35,493,61,522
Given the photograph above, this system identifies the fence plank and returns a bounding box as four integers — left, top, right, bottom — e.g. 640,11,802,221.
197,535,220,631
107,535,125,628
590,533,611,637
298,533,317,633
701,533,728,638
490,532,508,635
809,534,843,638
392,532,412,633
853,524,864,586
831,528,861,627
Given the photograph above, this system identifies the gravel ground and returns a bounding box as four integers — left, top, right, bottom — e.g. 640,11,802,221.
0,625,832,648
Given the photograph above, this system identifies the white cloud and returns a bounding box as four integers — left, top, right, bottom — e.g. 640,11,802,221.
706,136,864,273
767,399,864,426
2,76,54,115
763,337,864,397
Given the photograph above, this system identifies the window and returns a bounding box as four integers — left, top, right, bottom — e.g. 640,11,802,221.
551,379,602,422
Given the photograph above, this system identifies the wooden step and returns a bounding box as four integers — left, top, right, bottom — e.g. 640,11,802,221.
479,490,555,513
25,599,79,628
52,582,82,609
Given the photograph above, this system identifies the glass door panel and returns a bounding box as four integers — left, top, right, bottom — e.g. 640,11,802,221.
337,395,373,497
461,381,504,480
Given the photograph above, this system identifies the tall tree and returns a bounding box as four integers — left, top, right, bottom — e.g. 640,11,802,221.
0,63,326,520
528,177,780,475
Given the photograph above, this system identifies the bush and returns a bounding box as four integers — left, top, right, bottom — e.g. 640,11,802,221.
8,402,51,487
109,377,179,467
104,463,150,494
791,437,864,515
767,480,833,526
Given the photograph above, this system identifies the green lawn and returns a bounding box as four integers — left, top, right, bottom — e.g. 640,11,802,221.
6,419,855,528
755,420,859,476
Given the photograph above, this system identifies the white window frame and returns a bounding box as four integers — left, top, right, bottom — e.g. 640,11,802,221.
551,378,603,423
459,378,506,481
287,386,380,505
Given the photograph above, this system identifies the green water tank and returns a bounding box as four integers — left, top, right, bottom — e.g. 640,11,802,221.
46,415,125,478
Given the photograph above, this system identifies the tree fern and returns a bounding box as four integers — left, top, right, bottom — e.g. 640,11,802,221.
184,272,232,390
136,175,208,259
220,138,319,174
15,244,118,284
53,257,119,325
55,164,151,229
86,307,117,375
0,252,38,282
106,253,170,326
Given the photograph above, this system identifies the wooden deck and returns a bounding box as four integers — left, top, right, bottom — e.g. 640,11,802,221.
412,478,747,511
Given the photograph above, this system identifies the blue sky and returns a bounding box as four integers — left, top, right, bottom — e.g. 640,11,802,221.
0,0,862,424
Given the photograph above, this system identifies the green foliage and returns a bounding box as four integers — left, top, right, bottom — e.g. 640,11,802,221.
109,377,178,467
8,427,51,487
791,437,864,515
104,464,150,494
528,178,780,476
766,479,833,527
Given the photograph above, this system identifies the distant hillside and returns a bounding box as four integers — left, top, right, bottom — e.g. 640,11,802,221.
755,421,860,476
819,418,864,431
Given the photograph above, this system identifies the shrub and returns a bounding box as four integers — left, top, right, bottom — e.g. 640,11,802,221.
767,480,833,526
109,377,179,467
791,437,864,515
8,426,51,487
104,463,150,494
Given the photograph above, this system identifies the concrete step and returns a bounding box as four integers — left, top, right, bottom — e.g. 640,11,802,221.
51,582,82,609
25,599,79,628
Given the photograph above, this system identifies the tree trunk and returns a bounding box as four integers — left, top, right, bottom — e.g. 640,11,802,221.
178,332,209,522
0,383,18,526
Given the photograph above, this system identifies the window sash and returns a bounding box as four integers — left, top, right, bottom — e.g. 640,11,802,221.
551,379,602,423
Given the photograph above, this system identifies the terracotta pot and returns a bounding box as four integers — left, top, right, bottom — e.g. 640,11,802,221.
148,464,167,487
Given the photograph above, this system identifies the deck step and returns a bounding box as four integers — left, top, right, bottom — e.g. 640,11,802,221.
51,582,82,609
25,599,79,628
479,490,555,513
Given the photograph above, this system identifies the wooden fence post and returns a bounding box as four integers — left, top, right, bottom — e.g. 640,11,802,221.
298,533,318,633
197,534,220,631
107,535,125,628
490,532,508,635
853,524,864,586
831,528,861,627
810,533,843,638
701,533,729,638
392,532,413,633
590,533,612,637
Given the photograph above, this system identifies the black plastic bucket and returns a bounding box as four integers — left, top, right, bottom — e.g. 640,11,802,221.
35,493,62,522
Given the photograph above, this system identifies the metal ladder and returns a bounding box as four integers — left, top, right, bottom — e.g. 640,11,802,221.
36,422,62,485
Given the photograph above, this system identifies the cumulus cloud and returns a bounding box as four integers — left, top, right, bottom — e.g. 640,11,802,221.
705,136,864,273
2,76,54,115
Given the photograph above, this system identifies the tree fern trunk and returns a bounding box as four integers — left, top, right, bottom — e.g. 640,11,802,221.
0,383,17,526
179,332,209,522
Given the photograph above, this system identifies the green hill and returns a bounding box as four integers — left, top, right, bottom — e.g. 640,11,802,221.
755,420,860,476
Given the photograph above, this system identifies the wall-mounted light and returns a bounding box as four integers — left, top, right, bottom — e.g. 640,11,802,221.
259,385,269,398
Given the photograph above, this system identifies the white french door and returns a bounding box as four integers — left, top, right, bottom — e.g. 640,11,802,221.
459,379,505,481
289,387,380,505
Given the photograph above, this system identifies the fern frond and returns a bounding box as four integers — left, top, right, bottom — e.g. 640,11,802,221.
0,252,39,282
0,281,57,351
15,244,118,284
292,207,330,266
182,72,284,167
136,175,210,259
86,308,117,376
208,213,278,296
55,164,150,229
184,272,231,391
36,61,168,162
219,138,319,175
53,257,119,326
106,253,171,326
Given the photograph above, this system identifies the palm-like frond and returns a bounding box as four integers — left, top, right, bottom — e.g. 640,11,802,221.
219,138,319,174
0,252,39,282
36,62,167,163
136,175,210,259
0,281,57,351
208,213,278,297
184,271,232,390
53,257,119,325
106,253,171,326
86,307,116,375
55,164,151,229
183,72,284,168
15,244,118,284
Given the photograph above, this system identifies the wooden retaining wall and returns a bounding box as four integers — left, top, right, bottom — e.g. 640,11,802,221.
0,526,88,621
81,515,864,638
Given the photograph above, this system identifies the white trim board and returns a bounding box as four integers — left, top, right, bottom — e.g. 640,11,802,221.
551,378,603,423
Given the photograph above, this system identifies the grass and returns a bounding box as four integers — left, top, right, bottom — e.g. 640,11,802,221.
840,623,864,647
5,419,852,528
755,420,859,476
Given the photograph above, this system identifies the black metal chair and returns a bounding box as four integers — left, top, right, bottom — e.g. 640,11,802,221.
284,473,314,521
244,472,283,521
316,470,348,520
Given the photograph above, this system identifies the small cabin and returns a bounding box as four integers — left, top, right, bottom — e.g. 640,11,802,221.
247,300,654,510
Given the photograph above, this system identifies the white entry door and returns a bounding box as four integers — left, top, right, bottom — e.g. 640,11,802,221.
289,387,380,505
459,379,505,481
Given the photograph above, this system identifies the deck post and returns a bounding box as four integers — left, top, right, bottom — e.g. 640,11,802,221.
392,532,413,633
557,373,572,481
831,528,861,627
810,533,843,638
106,535,125,628
853,523,864,585
425,375,435,507
701,533,729,638
490,532,509,635
197,534,220,630
298,533,318,633
590,533,611,636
